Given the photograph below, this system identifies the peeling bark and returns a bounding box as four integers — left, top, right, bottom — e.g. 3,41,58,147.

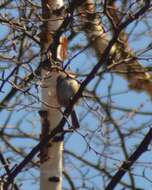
40,0,64,190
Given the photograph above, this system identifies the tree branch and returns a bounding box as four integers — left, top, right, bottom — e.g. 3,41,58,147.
105,128,152,190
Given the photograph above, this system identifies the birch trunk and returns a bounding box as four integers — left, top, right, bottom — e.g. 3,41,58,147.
79,0,152,98
40,0,64,190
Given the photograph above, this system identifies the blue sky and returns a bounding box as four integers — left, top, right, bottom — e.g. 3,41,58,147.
0,1,152,190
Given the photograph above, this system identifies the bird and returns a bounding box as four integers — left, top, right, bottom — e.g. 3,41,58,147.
56,70,95,129
56,72,80,107
56,71,80,129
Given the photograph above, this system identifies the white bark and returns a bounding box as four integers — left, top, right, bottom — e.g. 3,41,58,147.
40,0,64,190
79,0,116,56
40,70,63,190
79,0,152,98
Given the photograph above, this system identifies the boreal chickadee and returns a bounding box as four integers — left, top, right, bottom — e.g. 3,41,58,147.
56,72,80,107
56,71,94,129
56,72,80,129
